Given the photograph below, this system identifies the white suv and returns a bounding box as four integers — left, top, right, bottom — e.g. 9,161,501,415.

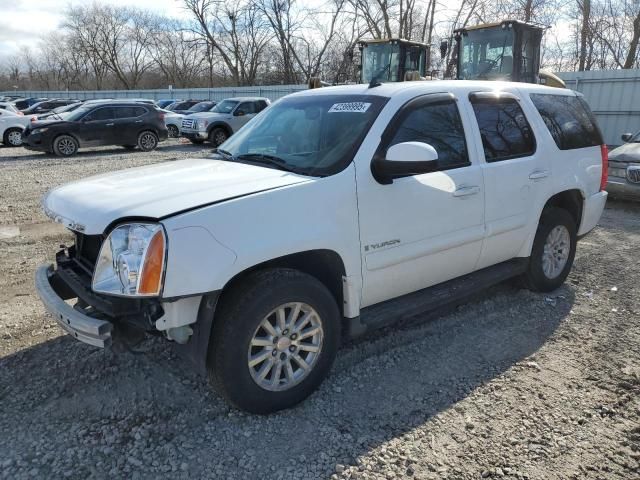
36,81,607,413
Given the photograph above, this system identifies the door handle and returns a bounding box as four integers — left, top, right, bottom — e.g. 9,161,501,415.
453,185,481,197
529,170,549,180
105,123,114,126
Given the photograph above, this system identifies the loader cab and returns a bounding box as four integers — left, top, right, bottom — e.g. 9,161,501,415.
454,20,543,84
359,39,428,84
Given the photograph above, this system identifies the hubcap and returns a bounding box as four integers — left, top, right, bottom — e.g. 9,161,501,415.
248,302,324,392
8,131,22,146
141,133,156,149
168,125,178,138
58,138,75,155
214,131,227,145
542,225,570,279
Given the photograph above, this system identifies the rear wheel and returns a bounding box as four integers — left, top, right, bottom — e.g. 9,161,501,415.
137,131,158,151
167,124,179,138
521,207,577,292
53,135,78,157
209,127,228,147
3,128,23,147
208,269,340,414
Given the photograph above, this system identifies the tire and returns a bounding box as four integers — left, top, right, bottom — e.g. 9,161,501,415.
137,131,158,152
208,268,340,414
167,124,179,138
521,207,577,292
3,128,23,147
53,135,78,157
208,127,228,147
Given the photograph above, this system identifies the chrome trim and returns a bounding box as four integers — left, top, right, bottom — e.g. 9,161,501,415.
35,265,112,348
627,165,640,184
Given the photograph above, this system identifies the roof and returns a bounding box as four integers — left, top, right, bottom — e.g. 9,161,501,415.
288,80,571,100
223,97,270,102
456,20,546,34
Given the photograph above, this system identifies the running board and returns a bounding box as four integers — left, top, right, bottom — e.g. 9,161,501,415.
346,258,528,338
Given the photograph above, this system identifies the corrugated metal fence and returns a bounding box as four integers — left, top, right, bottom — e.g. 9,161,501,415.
558,70,640,145
4,70,639,144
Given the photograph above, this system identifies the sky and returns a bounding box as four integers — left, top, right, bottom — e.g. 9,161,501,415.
0,0,188,58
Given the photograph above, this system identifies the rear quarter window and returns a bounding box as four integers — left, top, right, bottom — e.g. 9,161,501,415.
529,93,603,149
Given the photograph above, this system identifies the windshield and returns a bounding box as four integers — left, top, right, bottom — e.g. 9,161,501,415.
65,106,93,122
188,102,215,112
459,26,514,80
218,94,387,176
211,100,239,114
361,43,401,83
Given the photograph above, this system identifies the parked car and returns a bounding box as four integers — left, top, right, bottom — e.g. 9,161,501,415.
13,97,47,110
160,109,185,138
22,99,78,115
0,109,34,146
607,131,640,200
180,97,270,146
36,81,607,413
166,99,203,112
0,101,22,114
36,102,84,120
176,100,217,115
22,102,168,156
156,99,180,109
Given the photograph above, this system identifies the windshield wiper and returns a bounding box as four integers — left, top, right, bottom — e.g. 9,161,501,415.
213,148,235,160
236,153,292,172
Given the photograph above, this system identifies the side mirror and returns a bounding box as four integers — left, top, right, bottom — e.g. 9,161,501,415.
622,133,633,143
235,110,245,117
373,142,439,183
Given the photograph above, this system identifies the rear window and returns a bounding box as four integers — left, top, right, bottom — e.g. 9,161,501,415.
529,93,603,149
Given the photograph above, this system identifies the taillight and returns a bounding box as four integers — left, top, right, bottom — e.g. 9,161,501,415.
600,144,608,191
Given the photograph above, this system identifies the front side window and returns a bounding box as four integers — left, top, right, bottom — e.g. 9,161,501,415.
387,99,469,170
459,26,514,80
361,42,401,83
236,102,256,115
529,93,603,149
84,107,114,121
219,95,388,176
471,98,535,162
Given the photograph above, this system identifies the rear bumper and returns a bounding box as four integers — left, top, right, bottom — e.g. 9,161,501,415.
606,178,640,200
578,191,608,236
35,264,113,347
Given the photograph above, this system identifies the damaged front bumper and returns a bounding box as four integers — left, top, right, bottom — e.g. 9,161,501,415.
35,265,113,347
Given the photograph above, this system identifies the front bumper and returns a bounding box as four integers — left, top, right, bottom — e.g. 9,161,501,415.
35,265,113,347
606,178,640,200
181,129,208,140
21,131,49,151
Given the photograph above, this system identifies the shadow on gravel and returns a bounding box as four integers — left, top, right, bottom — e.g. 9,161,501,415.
0,282,574,478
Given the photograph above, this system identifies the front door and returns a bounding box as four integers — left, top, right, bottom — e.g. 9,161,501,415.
229,102,257,132
77,107,115,146
356,93,485,308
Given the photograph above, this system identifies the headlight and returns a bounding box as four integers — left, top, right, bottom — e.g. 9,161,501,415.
197,120,208,129
33,127,49,134
92,223,166,297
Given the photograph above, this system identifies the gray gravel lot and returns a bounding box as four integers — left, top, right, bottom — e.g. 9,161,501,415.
0,141,639,479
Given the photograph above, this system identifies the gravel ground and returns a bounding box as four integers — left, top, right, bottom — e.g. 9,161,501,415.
0,141,639,479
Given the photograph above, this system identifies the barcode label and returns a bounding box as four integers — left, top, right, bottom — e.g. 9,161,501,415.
328,102,371,113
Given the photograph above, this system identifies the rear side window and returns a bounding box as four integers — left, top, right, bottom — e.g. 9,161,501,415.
471,98,535,162
388,99,470,170
529,93,603,149
256,101,268,112
115,106,147,118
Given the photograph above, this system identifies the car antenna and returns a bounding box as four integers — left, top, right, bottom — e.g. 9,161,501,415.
368,63,391,88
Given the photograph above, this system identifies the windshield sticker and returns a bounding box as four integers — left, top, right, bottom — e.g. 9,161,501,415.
328,102,372,113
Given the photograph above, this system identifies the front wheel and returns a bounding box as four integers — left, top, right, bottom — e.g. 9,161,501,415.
53,135,78,157
137,131,158,152
208,127,228,147
3,128,23,147
208,269,340,414
521,207,577,292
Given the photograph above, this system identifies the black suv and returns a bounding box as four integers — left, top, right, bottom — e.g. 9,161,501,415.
22,103,168,156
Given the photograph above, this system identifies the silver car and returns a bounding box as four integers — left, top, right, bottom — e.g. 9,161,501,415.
608,131,640,200
180,97,270,146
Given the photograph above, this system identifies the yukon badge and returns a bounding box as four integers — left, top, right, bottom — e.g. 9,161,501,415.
364,239,400,252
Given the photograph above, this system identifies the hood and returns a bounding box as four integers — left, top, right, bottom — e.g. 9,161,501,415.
186,111,230,120
609,142,640,163
30,119,69,128
44,158,312,234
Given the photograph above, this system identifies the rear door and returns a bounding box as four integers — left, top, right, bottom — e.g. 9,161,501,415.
466,91,551,269
113,106,147,145
76,107,115,146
